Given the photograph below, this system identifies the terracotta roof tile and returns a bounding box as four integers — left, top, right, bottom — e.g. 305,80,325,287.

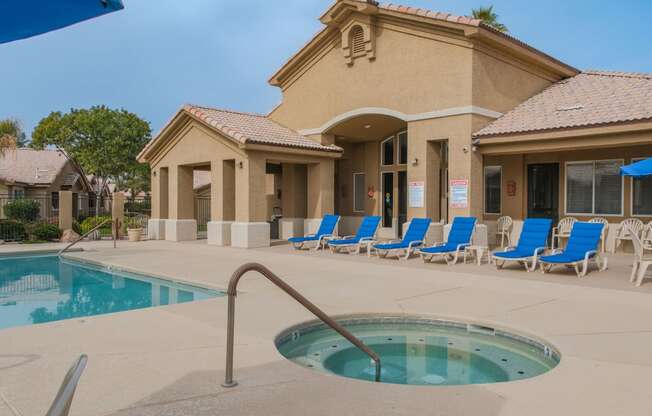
184,105,342,153
474,71,652,137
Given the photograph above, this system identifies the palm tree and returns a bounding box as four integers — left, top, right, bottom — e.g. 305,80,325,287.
472,6,508,33
0,118,26,154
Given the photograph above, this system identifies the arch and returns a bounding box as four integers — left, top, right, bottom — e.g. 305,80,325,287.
299,107,409,136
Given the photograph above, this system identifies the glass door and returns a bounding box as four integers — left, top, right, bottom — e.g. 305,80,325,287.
527,163,559,222
382,172,394,228
398,171,407,236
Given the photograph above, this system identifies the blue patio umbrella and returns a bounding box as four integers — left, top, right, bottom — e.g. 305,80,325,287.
0,0,124,44
621,158,652,178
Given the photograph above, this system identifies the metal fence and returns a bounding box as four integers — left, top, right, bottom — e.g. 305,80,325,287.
0,194,59,242
74,194,113,239
125,197,151,239
195,196,210,239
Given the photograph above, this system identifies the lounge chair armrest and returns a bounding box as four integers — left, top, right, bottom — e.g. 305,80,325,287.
359,237,375,243
584,250,597,261
408,240,424,249
533,247,546,256
431,242,446,247
549,248,563,255
456,243,470,251
306,233,317,237
342,235,356,239
387,239,402,244
503,246,517,252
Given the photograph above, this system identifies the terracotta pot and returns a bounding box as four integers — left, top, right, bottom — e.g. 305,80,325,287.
127,228,142,242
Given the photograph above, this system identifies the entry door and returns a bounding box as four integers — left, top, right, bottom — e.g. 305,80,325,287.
398,171,407,236
382,172,394,228
527,163,559,222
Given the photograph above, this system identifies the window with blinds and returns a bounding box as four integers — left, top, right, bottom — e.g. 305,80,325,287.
566,160,623,215
484,166,501,214
350,26,365,55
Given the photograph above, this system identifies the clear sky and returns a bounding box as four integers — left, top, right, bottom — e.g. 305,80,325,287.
1,0,651,138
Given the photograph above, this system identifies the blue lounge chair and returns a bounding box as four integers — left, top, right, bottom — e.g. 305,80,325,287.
491,218,552,272
288,215,340,250
328,216,381,255
418,217,476,265
371,218,431,260
539,222,607,277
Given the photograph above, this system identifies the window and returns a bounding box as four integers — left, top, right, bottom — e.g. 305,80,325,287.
12,189,24,198
51,192,59,210
632,158,652,216
350,25,365,55
566,160,623,215
381,137,394,166
353,173,365,212
398,132,408,165
484,166,501,214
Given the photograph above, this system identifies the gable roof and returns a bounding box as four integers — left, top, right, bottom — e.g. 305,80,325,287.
474,71,652,138
269,0,577,87
138,105,342,162
0,148,69,186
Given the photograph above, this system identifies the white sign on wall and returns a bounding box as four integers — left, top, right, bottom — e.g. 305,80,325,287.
408,181,424,208
449,179,468,209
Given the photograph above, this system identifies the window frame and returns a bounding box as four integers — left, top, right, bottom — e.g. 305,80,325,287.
630,157,652,218
352,172,366,213
483,165,502,215
565,159,624,217
397,131,408,166
380,136,395,167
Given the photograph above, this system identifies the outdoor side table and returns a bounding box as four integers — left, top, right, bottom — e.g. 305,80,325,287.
464,245,490,265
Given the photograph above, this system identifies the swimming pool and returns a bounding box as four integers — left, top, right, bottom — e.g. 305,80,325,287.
0,254,223,330
276,315,559,386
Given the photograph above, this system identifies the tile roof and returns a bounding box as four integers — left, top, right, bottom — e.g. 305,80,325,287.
184,105,342,153
474,71,652,137
0,148,69,186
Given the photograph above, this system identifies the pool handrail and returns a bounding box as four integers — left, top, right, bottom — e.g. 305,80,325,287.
45,354,87,416
222,262,382,387
57,218,116,256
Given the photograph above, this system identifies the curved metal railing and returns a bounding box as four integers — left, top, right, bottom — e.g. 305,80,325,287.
57,218,115,256
222,263,381,387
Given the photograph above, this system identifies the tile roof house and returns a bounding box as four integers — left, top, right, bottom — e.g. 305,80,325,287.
138,0,652,248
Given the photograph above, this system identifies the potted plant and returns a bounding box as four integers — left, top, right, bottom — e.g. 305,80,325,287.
125,217,143,242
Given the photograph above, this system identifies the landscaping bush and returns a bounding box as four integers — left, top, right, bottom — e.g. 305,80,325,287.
80,215,113,237
72,220,82,235
3,199,40,222
0,220,27,241
30,222,62,241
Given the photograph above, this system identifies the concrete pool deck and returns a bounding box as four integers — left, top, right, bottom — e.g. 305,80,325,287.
1,240,651,415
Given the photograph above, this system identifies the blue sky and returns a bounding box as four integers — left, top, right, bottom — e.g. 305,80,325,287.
1,0,651,138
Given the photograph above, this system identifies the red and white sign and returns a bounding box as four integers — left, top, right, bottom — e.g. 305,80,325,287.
449,179,468,209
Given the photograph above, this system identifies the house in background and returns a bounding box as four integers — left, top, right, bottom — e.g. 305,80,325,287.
0,148,92,220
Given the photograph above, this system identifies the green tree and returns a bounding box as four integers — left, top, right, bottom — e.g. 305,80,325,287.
31,106,152,214
0,118,27,153
472,6,508,33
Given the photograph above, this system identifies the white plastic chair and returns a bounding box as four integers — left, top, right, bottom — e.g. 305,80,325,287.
495,216,513,248
552,217,577,250
643,222,652,248
629,228,652,287
613,218,644,253
589,217,609,253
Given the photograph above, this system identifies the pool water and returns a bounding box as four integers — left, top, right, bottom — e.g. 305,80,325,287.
0,254,222,330
277,316,559,386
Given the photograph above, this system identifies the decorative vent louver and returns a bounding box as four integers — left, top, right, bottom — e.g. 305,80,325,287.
350,26,365,55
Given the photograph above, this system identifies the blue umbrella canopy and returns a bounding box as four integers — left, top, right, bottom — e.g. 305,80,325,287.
0,0,124,44
621,157,652,178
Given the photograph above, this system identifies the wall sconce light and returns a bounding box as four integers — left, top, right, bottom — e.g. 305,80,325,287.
411,158,419,166
238,161,244,169
462,145,470,153
153,171,157,177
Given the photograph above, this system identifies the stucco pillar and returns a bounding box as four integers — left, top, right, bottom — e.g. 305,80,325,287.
305,160,335,234
208,159,236,246
112,192,125,238
149,167,168,240
58,191,73,231
165,165,196,241
279,163,307,239
232,156,269,248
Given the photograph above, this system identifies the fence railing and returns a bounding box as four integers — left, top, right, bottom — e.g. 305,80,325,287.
0,194,59,242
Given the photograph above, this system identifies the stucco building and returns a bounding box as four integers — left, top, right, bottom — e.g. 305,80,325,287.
138,0,652,248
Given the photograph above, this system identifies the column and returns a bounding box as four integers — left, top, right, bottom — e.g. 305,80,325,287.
112,192,125,238
208,159,236,246
305,160,335,234
148,167,168,240
231,155,270,248
58,191,73,231
279,164,307,239
165,165,197,241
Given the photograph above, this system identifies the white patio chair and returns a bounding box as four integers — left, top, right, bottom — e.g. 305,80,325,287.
551,217,576,250
643,222,652,249
613,218,644,253
629,228,652,287
589,217,609,253
495,216,513,248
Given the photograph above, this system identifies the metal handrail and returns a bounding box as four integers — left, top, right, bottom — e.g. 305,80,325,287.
222,263,381,387
57,218,114,256
45,354,87,416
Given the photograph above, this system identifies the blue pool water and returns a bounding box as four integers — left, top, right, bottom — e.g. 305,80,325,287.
276,316,559,386
0,254,222,330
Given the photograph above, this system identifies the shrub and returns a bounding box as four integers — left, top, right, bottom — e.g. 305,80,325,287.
0,220,27,241
72,220,82,235
80,215,112,231
4,199,40,222
30,222,62,241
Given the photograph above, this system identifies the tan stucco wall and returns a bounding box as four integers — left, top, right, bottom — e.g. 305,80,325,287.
484,144,652,223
